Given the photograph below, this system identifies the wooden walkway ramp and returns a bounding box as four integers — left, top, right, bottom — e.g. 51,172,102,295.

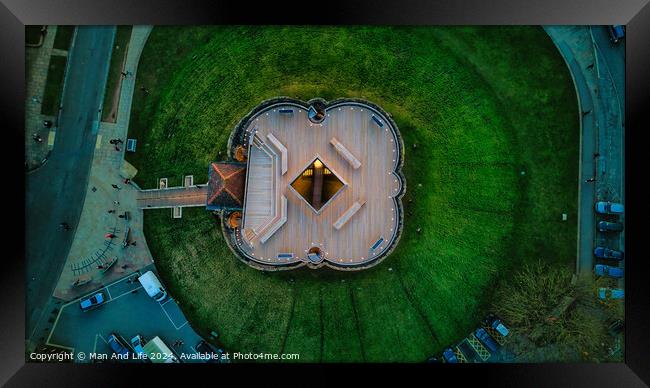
137,185,208,209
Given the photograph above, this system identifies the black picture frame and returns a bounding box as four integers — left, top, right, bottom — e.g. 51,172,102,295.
2,0,648,385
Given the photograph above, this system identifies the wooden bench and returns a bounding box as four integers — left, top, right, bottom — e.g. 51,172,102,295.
333,200,365,230
260,195,288,244
330,137,361,169
266,133,288,175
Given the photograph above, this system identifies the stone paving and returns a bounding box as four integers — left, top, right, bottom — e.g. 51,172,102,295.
25,26,63,171
53,26,155,301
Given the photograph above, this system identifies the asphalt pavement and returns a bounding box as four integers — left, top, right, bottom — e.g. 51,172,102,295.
45,267,207,363
26,26,116,339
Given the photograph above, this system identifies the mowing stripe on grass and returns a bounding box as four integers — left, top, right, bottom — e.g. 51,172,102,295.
347,281,366,361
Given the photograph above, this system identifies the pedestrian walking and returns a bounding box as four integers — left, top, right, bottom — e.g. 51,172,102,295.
586,63,594,70
593,152,600,158
116,139,124,144
118,214,125,219
108,209,115,214
105,233,116,239
114,200,120,205
32,133,43,143
120,71,128,77
109,139,116,144
43,120,52,128
112,184,121,190
585,177,596,183
582,110,592,117
124,178,130,184
115,145,121,151
131,241,137,246
59,222,71,231
97,265,104,269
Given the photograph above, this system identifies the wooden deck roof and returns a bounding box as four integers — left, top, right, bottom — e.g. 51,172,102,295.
235,100,404,269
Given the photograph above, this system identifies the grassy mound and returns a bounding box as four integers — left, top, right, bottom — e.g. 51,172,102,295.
127,26,578,361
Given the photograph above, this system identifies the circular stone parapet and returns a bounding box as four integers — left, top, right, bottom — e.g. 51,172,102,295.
225,97,405,271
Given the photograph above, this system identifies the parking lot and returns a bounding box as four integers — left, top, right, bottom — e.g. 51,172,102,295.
46,266,206,363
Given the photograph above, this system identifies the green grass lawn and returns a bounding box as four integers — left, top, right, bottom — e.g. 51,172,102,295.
53,26,74,50
128,26,579,362
41,55,67,116
101,26,133,122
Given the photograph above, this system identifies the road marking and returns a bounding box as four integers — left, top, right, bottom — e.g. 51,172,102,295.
160,302,178,329
160,298,173,307
176,321,189,330
95,134,102,149
48,130,56,146
111,285,143,302
105,285,113,300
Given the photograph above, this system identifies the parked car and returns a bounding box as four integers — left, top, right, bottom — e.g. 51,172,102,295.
79,292,105,311
595,201,624,215
107,333,130,357
442,348,458,363
608,25,625,44
195,340,228,364
598,287,624,300
474,328,499,353
595,264,624,278
130,335,146,357
594,247,624,260
484,314,510,338
598,221,624,232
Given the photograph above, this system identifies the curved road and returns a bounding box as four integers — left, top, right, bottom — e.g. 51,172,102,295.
26,26,116,338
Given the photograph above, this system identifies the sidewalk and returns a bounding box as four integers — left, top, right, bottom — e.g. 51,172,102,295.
25,26,61,171
53,26,155,301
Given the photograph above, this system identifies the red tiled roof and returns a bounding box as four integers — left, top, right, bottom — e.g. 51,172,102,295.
206,162,246,210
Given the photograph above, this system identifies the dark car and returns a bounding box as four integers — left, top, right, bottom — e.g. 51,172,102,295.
594,247,624,260
608,25,625,43
598,221,624,232
195,340,227,363
442,348,458,363
107,333,130,357
474,328,499,353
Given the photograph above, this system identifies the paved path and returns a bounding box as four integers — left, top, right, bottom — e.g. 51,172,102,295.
27,26,215,362
51,26,155,302
25,25,59,170
544,26,625,277
137,185,208,209
26,26,116,342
